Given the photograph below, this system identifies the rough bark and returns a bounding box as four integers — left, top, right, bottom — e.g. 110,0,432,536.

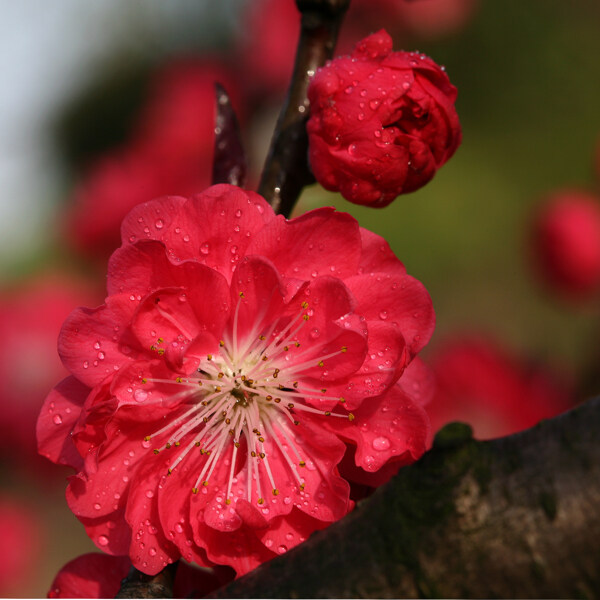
208,397,600,599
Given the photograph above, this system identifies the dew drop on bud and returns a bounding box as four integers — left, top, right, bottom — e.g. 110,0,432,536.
98,535,109,546
277,545,288,554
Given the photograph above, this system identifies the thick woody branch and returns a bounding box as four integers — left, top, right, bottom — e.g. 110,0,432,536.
209,397,600,598
258,0,351,217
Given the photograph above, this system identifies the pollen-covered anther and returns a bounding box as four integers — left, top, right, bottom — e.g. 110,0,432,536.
225,499,231,505
341,346,348,353
192,487,198,494
348,413,355,421
144,435,151,441
141,378,147,384
166,443,172,449
272,488,279,496
299,460,306,467
318,360,324,367
153,449,160,455
257,498,264,504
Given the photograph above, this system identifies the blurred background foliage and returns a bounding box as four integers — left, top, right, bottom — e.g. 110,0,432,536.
0,0,599,596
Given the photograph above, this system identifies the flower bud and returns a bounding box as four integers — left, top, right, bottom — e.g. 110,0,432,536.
307,29,461,207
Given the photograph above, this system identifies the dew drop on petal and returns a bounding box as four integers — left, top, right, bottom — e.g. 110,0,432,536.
93,503,101,510
277,545,288,554
372,436,391,451
200,243,210,255
175,523,183,533
98,535,109,546
134,389,148,403
183,235,190,243
53,414,63,425
264,538,273,548
379,310,388,320
155,219,164,229
146,490,154,499
149,547,157,556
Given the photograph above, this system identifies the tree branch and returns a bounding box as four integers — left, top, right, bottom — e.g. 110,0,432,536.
208,397,600,598
116,563,178,598
257,0,351,217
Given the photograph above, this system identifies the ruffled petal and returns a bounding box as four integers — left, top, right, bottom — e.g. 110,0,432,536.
125,459,180,575
345,272,435,356
324,384,430,474
58,294,142,387
246,207,362,281
78,508,131,556
37,376,89,469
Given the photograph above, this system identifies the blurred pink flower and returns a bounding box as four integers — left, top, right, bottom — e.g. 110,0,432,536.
0,496,43,596
427,335,573,440
0,274,99,471
65,59,239,260
530,189,600,300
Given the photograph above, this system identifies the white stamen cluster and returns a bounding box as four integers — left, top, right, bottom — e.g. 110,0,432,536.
143,295,354,505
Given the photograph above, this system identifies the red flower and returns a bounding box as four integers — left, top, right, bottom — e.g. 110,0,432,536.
39,184,434,576
0,274,100,472
65,60,239,259
48,553,228,598
427,335,573,440
307,30,461,207
530,189,600,299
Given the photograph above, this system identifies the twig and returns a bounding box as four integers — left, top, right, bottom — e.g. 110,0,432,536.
258,0,351,217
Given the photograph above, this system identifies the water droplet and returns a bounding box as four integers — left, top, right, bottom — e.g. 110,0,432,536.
149,547,157,556
183,235,190,243
372,436,391,451
97,351,105,360
379,310,388,320
146,490,154,499
155,219,164,229
277,545,288,554
348,143,357,156
310,328,320,339
285,533,293,541
264,538,273,548
134,389,148,403
93,503,101,510
283,496,292,505
53,414,63,425
174,523,183,533
200,243,210,255
98,535,109,546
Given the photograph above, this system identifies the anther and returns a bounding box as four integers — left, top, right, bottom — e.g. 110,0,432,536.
192,487,198,494
144,436,151,441
203,481,209,487
339,397,346,403
257,498,264,504
288,403,294,408
272,489,279,496
141,378,147,384
157,337,164,344
325,411,331,416
318,361,324,367
301,301,308,308
175,377,182,383
174,442,180,447
348,413,355,421
274,398,281,404
153,449,160,455
239,292,245,298
219,340,225,347
341,346,347,353
225,499,231,505
166,443,172,449
207,354,213,361
299,461,306,467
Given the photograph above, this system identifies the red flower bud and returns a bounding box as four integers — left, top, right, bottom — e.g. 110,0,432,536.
530,189,600,299
307,29,461,207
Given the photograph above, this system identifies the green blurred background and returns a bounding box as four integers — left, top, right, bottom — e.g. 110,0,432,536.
0,0,599,596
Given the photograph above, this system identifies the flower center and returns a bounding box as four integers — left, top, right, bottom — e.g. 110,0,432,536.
142,296,354,505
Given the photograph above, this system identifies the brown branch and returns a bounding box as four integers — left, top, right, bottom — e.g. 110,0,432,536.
257,0,351,217
115,563,178,599
208,397,600,599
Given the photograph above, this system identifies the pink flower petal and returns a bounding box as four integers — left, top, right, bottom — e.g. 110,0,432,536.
37,376,89,469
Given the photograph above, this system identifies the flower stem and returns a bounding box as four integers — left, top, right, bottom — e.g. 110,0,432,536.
258,0,351,218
